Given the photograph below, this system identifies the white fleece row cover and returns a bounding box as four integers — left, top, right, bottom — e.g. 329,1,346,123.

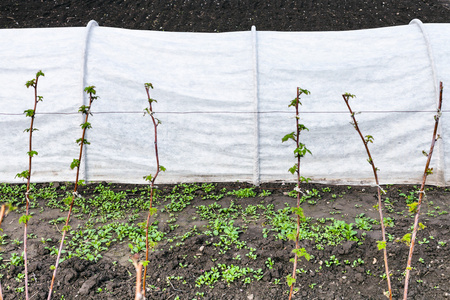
1,20,449,186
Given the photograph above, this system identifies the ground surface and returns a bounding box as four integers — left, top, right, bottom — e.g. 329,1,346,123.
1,1,450,300
1,0,450,31
0,182,449,299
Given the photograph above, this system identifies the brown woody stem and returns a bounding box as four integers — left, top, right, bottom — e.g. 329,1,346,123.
142,85,161,297
342,94,392,300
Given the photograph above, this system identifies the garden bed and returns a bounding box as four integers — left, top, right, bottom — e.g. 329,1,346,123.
1,181,449,299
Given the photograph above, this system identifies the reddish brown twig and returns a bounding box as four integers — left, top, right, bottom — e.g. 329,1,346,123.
403,82,444,299
142,83,163,297
0,204,8,300
342,93,392,300
131,254,144,300
286,87,311,300
0,204,7,229
47,86,98,300
21,70,45,300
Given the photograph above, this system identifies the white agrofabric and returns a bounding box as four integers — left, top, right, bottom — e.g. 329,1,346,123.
0,20,449,186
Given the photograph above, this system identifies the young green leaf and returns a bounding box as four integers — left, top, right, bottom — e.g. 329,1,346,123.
78,105,90,115
298,88,311,95
15,170,29,179
300,176,310,183
149,207,157,216
80,122,92,129
400,233,411,246
84,86,97,95
291,207,304,218
70,159,80,170
298,124,309,132
418,222,426,230
63,196,72,205
286,232,296,241
288,98,299,108
23,128,39,133
286,274,296,287
76,138,90,145
343,93,356,98
377,241,386,250
407,202,419,213
24,109,35,117
365,135,374,144
282,132,296,143
288,164,298,175
25,79,36,88
294,144,311,158
19,214,32,224
143,174,153,182
27,150,38,157
36,70,45,78
292,247,311,261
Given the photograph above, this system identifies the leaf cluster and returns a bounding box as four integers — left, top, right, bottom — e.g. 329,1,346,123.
70,159,80,170
27,150,38,158
288,88,310,108
25,70,45,88
15,170,30,180
76,138,90,146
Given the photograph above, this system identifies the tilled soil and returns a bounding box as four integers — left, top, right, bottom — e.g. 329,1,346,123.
1,0,450,31
0,182,449,299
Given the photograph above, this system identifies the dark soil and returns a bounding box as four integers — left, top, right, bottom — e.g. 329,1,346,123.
1,182,449,299
1,1,450,300
1,0,450,31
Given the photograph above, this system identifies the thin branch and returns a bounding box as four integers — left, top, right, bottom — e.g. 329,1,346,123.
131,254,143,300
23,70,44,300
142,83,162,297
342,94,392,300
403,82,444,299
0,204,7,300
288,87,310,300
47,87,97,300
